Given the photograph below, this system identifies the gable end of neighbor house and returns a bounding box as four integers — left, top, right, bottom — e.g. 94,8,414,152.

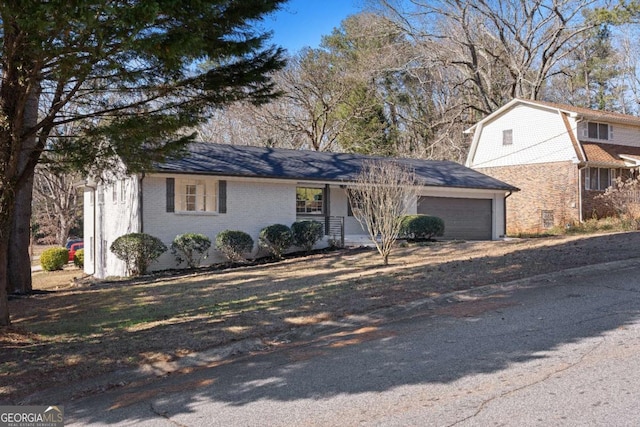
467,98,640,234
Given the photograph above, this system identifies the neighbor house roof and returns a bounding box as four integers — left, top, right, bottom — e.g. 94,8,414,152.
465,98,640,134
154,142,518,191
582,143,640,167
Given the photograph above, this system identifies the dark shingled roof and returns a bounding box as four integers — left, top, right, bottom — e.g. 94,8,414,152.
154,142,518,191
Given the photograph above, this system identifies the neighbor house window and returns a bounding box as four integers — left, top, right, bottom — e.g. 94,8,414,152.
175,178,218,212
502,129,513,145
586,122,611,140
585,167,613,191
296,187,324,214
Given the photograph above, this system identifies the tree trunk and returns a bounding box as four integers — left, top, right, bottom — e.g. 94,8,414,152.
0,190,15,326
6,87,39,295
0,240,10,326
8,168,35,294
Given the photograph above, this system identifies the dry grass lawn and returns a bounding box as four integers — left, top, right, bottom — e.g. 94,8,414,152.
3,231,640,402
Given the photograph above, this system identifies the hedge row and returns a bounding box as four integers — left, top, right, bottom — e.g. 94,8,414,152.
109,220,325,276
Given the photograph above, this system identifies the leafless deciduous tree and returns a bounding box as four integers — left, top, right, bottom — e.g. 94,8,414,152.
33,165,81,246
373,0,607,114
348,160,418,265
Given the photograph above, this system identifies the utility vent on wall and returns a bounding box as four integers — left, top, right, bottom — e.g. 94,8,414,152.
541,210,554,229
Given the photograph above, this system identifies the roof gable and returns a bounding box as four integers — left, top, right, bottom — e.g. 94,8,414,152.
154,142,518,192
467,98,640,133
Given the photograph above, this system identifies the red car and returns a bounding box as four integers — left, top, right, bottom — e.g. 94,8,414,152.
68,242,84,262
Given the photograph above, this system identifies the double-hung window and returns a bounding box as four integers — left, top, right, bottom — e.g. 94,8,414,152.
586,122,612,140
296,187,324,215
176,178,218,213
585,167,613,191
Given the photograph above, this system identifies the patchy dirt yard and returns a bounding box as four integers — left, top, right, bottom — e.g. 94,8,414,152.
3,231,640,403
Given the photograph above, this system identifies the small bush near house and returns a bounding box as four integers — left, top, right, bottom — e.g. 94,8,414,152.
171,233,211,268
40,247,69,271
216,230,254,263
399,215,445,240
110,233,167,276
291,220,324,252
258,224,293,259
73,249,85,268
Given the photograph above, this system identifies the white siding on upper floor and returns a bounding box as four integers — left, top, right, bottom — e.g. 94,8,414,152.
576,120,640,147
468,104,579,168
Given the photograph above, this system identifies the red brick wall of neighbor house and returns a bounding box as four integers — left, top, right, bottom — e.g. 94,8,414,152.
581,184,619,219
476,161,581,234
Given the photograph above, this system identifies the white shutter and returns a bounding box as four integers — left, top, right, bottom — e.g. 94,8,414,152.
610,169,615,187
609,125,614,140
584,168,590,190
196,183,205,211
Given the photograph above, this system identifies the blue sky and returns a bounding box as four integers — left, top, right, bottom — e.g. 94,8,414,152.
263,0,364,54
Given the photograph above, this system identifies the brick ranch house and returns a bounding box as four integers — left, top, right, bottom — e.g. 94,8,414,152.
465,98,640,234
84,142,517,278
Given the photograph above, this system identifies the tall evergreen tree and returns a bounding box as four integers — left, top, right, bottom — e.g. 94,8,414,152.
0,0,287,326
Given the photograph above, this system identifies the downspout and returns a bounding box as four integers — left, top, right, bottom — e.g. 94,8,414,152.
577,164,587,223
139,173,145,233
503,191,513,238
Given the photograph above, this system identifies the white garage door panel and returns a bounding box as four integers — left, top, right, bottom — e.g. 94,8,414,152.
417,196,492,240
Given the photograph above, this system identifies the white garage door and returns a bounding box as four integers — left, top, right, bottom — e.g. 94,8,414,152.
417,196,492,240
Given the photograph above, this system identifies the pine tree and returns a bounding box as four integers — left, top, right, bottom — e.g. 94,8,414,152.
0,0,287,326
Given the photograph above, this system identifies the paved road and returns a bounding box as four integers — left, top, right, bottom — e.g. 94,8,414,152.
64,259,640,426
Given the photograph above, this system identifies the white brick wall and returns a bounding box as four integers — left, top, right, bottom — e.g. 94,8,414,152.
143,175,298,271
84,177,141,278
86,173,508,277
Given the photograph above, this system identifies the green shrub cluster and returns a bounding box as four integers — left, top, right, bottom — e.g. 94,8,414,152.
216,230,254,263
110,233,167,276
291,220,324,252
40,247,69,271
109,220,326,275
73,249,84,268
258,224,293,259
171,233,211,268
399,215,445,240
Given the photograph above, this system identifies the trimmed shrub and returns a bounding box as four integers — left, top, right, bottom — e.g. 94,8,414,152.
40,247,69,271
171,233,211,268
399,215,445,240
291,220,324,252
73,249,85,268
258,224,293,259
216,230,254,263
110,233,167,276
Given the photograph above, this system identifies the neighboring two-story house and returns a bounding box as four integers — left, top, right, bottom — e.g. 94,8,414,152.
84,142,516,278
465,98,640,234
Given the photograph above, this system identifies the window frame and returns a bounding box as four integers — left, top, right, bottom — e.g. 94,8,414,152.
586,122,611,141
585,167,614,191
296,187,325,215
175,177,219,214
